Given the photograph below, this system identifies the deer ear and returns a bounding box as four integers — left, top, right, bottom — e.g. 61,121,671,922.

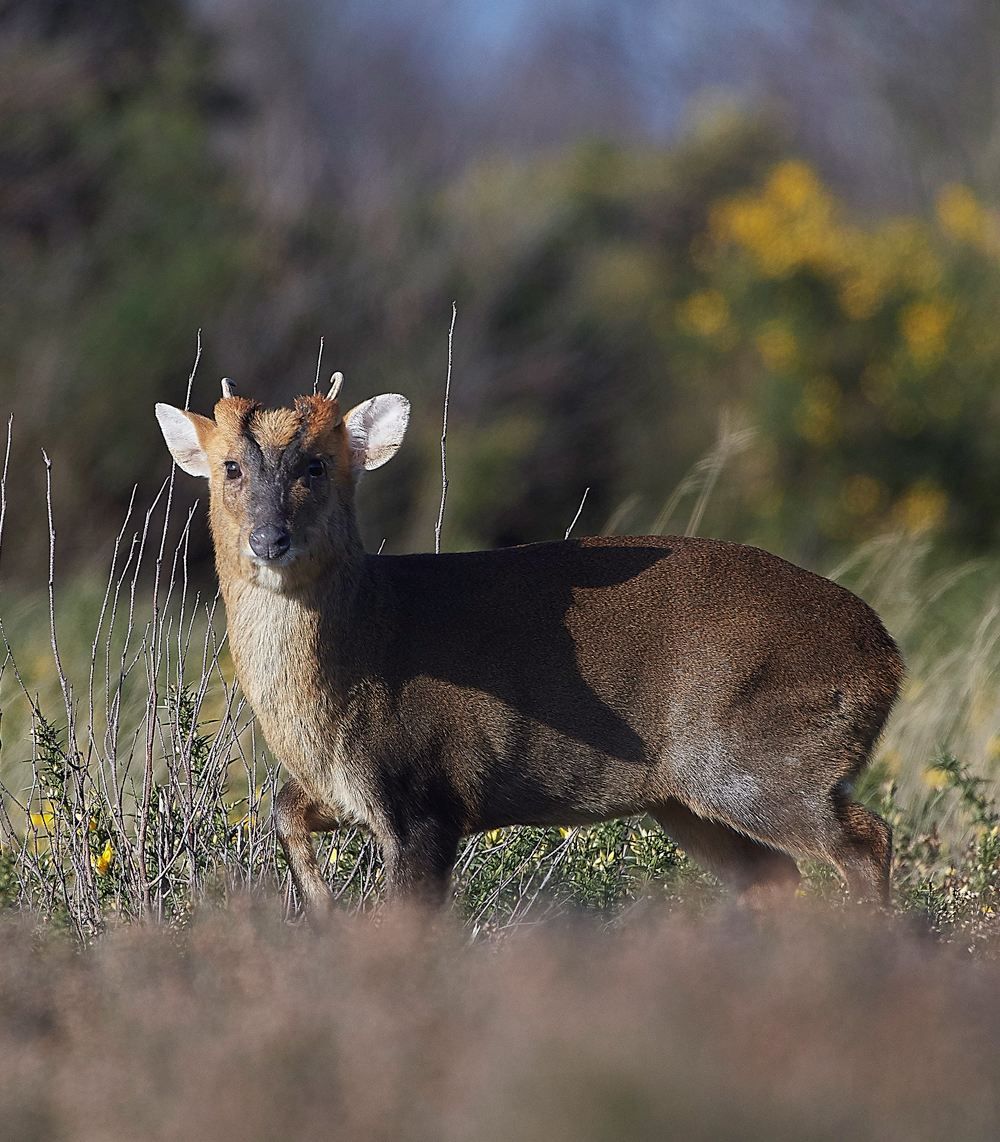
343,394,410,471
155,404,215,478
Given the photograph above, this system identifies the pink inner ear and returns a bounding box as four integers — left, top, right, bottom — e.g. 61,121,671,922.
155,404,213,478
345,395,409,472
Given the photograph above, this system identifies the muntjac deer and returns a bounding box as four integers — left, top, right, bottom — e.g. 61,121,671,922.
156,379,902,917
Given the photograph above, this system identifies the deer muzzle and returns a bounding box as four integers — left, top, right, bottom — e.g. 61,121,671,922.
248,525,291,561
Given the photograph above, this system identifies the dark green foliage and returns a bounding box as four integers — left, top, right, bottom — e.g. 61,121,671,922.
0,0,270,573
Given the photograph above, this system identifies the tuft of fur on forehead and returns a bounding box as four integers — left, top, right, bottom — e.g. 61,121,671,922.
293,394,341,451
213,394,342,454
213,396,261,440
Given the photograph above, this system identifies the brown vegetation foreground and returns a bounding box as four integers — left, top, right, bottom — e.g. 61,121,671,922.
2,902,998,1141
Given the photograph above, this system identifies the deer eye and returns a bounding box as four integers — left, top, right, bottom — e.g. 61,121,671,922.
224,461,242,480
306,458,325,481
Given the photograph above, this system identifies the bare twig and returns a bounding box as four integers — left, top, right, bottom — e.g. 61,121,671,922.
139,333,202,916
184,330,202,411
313,335,325,395
435,302,457,555
0,416,12,575
41,451,73,730
564,488,590,540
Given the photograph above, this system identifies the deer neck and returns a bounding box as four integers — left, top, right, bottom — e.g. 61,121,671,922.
218,540,377,797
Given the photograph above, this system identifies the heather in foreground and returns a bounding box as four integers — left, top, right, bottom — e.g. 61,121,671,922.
2,904,998,1142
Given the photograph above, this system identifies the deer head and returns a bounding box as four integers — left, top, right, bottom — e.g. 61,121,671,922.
155,376,409,589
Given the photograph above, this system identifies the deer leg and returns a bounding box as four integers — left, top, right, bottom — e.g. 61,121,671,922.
650,798,801,907
274,777,343,925
379,818,461,909
823,790,892,906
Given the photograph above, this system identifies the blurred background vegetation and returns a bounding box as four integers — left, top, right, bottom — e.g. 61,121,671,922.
1,0,999,576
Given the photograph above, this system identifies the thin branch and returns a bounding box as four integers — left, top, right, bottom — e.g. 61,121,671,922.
184,330,202,411
435,302,457,555
313,335,324,395
0,415,12,576
41,451,73,729
564,487,590,540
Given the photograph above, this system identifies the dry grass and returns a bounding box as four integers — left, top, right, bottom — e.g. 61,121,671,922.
1,902,998,1141
832,530,1000,838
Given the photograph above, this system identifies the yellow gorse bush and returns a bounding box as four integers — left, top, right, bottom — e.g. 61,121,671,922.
710,160,950,325
679,289,730,337
711,160,853,280
94,841,113,876
900,298,954,368
30,809,55,832
680,158,1000,548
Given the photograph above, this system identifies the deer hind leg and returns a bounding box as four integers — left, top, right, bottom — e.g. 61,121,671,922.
650,798,801,907
693,771,892,907
822,786,892,906
745,788,892,907
274,777,343,925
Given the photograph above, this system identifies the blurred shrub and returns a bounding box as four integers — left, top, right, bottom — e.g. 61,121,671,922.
0,0,374,576
428,142,1000,561
686,161,1000,556
409,112,790,551
0,0,273,572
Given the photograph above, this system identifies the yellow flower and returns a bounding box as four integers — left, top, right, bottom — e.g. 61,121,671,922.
922,767,951,791
94,840,113,876
795,377,842,449
880,748,903,773
483,829,504,846
30,811,55,832
894,479,948,534
766,160,823,212
900,298,954,367
755,322,797,370
839,274,885,320
937,184,983,245
679,289,730,336
840,475,885,517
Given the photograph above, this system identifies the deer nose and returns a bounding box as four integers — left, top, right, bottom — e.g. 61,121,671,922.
249,525,291,561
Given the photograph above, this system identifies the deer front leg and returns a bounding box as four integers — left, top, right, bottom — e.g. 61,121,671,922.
274,777,343,927
379,816,462,910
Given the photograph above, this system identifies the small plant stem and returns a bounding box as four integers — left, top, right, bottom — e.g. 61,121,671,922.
564,488,590,540
435,302,457,555
313,335,324,395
